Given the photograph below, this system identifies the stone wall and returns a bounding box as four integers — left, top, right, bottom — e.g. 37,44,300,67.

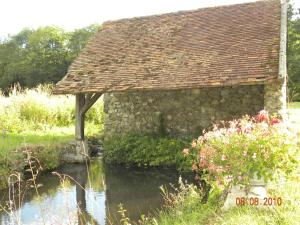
103,85,264,138
264,79,287,121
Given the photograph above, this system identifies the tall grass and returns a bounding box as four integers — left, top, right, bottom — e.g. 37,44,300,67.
0,84,104,133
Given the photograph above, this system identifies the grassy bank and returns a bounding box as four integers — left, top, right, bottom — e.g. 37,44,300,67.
0,86,103,189
0,129,72,152
147,172,300,225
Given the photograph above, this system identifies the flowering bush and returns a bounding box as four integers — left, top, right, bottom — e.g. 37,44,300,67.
184,110,299,191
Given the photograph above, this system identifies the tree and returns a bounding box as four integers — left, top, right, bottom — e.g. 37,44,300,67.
287,3,300,101
0,24,99,91
67,24,99,61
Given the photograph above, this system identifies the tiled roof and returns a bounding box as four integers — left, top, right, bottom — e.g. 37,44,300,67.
54,0,281,94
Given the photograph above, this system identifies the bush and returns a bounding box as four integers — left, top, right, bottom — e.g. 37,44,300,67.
33,145,62,170
184,110,299,191
103,135,192,168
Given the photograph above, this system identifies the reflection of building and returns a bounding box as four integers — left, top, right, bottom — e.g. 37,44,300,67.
104,165,178,224
68,162,105,225
0,161,180,225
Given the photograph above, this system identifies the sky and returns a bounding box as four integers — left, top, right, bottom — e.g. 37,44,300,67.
0,0,299,38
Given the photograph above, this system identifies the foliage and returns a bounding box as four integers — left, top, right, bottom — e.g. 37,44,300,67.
103,135,191,168
288,3,300,101
0,25,99,91
184,110,299,192
32,145,62,170
0,167,11,189
67,24,99,60
159,176,203,210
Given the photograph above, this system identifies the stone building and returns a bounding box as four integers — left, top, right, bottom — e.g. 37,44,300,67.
54,0,287,157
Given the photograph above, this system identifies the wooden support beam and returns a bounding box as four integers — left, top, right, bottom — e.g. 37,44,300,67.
75,94,85,141
75,93,102,158
80,93,102,115
85,93,93,101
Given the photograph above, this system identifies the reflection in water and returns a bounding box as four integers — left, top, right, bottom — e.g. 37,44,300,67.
0,159,182,225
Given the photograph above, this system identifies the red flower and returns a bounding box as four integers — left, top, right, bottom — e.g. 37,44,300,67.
257,110,269,122
270,118,280,126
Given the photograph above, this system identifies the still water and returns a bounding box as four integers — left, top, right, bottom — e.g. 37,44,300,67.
0,159,183,225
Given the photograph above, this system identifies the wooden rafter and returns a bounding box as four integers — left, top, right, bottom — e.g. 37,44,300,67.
80,93,102,115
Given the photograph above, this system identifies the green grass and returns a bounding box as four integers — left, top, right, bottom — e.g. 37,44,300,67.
0,128,72,151
153,202,216,225
288,102,300,131
0,127,74,188
288,101,300,109
0,123,101,153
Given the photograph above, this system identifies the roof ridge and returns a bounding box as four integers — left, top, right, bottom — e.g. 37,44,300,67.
102,0,277,26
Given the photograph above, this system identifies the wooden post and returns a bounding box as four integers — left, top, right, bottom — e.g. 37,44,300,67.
75,94,85,141
75,94,87,159
74,93,102,161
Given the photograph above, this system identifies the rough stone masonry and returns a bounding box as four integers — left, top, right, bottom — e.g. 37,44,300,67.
104,85,267,138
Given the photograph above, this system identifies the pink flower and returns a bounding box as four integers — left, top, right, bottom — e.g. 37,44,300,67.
243,151,248,157
225,175,233,183
216,177,223,187
182,148,189,156
221,155,226,161
237,127,242,134
191,141,197,148
242,122,253,133
208,163,217,172
252,153,257,159
270,118,280,126
199,159,207,168
238,175,243,181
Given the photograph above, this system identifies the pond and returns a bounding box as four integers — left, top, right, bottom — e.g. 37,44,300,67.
0,159,187,225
